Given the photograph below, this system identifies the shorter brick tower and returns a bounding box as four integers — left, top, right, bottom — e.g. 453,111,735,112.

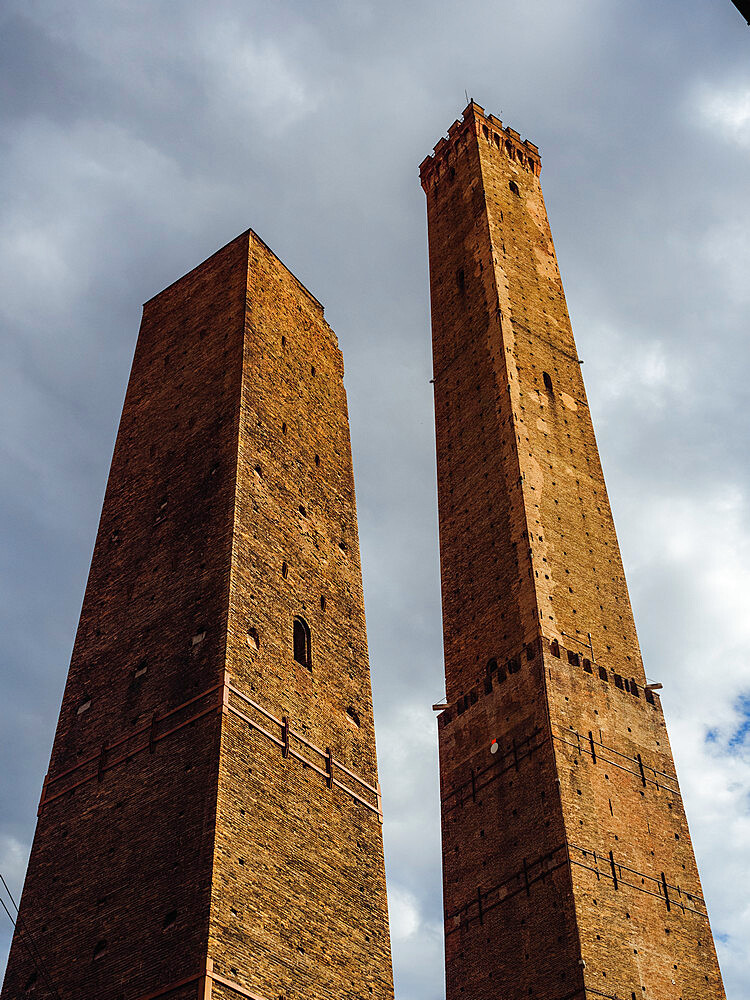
420,103,726,1000
2,231,394,1000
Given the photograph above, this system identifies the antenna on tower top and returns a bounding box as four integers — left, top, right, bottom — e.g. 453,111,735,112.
465,89,470,105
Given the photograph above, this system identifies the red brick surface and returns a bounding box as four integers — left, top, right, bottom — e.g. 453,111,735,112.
421,103,726,1000
1,232,393,1000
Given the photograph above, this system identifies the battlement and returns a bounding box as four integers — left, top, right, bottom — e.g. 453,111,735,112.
419,101,541,190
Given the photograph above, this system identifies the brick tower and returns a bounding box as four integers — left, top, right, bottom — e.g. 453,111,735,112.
1,232,394,1000
420,103,726,1000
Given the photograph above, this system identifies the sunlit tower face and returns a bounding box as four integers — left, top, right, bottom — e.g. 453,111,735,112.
421,102,726,1000
0,231,395,1000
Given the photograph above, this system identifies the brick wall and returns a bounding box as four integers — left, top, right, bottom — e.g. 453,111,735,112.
1,232,393,1000
210,234,393,999
421,103,725,1000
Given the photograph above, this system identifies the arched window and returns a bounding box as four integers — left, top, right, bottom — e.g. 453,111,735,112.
509,180,520,196
293,616,312,670
543,371,554,393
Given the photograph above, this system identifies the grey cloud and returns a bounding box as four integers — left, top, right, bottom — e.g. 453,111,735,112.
2,0,750,996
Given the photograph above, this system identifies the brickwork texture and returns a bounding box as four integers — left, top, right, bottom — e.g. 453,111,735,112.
1,231,394,1000
420,102,726,1000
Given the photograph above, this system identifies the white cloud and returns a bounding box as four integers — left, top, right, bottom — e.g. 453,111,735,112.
2,3,750,999
586,326,689,414
617,483,750,990
388,884,421,941
386,884,444,997
201,26,326,133
697,83,750,149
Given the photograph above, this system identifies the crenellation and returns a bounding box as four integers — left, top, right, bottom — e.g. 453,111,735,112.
420,101,542,191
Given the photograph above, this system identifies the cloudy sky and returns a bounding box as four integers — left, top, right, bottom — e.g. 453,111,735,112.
1,1,749,996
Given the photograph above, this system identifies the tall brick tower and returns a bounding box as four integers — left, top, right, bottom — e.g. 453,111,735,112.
1,231,394,1000
420,103,726,1000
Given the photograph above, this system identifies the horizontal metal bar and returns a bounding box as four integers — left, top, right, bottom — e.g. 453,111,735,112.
123,971,202,1000
554,723,679,782
445,859,568,934
227,704,284,749
44,748,100,785
227,685,380,802
155,704,221,744
228,685,282,727
553,734,681,795
40,775,93,807
332,757,379,795
288,748,328,780
209,970,269,1000
446,845,567,921
288,729,325,757
570,860,706,916
40,699,222,811
45,683,225,792
331,777,380,814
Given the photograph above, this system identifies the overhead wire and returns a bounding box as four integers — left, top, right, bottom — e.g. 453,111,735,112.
0,870,64,1000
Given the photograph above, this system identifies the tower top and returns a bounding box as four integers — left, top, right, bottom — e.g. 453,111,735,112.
143,227,326,314
418,101,541,190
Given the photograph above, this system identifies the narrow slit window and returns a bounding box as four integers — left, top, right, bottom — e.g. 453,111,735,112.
543,371,553,393
293,616,312,670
